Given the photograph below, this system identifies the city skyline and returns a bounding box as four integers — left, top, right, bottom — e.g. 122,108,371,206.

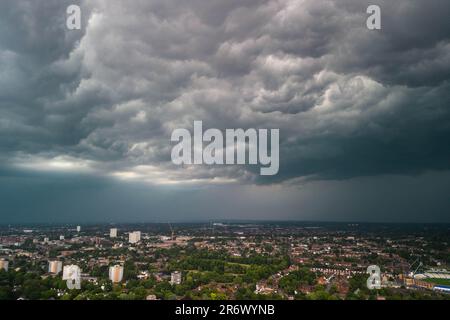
0,222,448,300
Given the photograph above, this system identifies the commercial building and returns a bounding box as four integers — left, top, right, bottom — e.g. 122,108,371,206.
404,277,434,290
433,285,450,293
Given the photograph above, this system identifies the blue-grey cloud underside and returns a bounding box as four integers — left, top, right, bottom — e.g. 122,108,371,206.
1,0,450,222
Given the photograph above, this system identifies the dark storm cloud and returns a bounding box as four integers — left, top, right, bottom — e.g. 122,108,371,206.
0,0,89,154
0,0,450,191
1,168,449,223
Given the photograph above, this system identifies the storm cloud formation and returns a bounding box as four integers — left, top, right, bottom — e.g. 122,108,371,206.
1,0,449,222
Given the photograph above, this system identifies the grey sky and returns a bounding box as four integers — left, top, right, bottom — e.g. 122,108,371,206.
1,0,449,223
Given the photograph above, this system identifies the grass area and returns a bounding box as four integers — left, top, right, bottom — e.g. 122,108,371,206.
423,278,450,286
226,262,251,267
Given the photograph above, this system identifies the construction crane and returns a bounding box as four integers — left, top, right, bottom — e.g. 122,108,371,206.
168,222,175,241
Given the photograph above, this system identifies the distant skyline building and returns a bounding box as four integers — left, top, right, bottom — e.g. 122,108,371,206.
48,260,62,274
110,228,118,238
170,271,182,285
0,259,8,272
129,231,141,244
109,265,124,283
44,237,49,243
76,226,81,232
59,235,64,240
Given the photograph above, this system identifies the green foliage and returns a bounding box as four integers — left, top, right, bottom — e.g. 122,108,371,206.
278,268,316,295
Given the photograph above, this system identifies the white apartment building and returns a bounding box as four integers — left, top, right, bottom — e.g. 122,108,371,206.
129,231,141,244
110,228,118,238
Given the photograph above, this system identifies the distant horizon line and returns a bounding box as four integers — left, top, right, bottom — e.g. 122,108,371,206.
0,219,449,226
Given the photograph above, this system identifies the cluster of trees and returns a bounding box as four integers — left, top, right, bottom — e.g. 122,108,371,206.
0,269,66,300
278,268,316,295
167,248,291,287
